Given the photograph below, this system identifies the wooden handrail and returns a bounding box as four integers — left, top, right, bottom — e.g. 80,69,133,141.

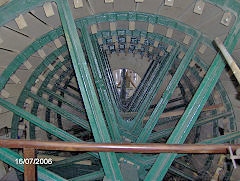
0,139,239,154
0,139,239,181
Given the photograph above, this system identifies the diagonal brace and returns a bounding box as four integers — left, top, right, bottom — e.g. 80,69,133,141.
79,22,122,142
144,29,239,180
136,36,201,142
56,1,123,180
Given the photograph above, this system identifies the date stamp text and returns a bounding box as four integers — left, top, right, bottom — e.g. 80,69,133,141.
15,158,52,165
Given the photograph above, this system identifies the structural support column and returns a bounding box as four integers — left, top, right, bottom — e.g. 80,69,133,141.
120,69,127,101
135,35,201,142
144,25,240,180
27,92,90,131
131,46,179,135
56,0,123,180
79,22,122,142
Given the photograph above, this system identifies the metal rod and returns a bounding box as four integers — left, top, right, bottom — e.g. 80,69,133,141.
0,139,239,154
23,148,36,181
215,37,240,84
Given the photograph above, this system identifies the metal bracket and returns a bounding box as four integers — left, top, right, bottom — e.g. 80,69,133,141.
228,146,240,169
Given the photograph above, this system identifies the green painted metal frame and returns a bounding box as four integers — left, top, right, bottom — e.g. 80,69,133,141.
42,87,85,113
78,21,122,142
29,64,73,139
92,28,235,141
90,35,123,120
56,1,123,180
144,17,240,181
94,40,122,110
0,148,67,181
148,111,233,142
123,130,240,179
10,49,98,179
7,20,236,181
0,96,101,162
0,27,64,90
27,91,90,130
0,3,238,93
0,0,239,180
69,170,104,181
2,15,186,178
131,46,180,135
136,35,201,143
11,46,71,139
2,26,235,181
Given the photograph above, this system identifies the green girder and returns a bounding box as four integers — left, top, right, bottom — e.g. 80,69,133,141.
79,22,122,142
144,17,240,181
135,34,201,142
0,0,239,180
0,148,67,181
27,91,90,131
57,1,123,180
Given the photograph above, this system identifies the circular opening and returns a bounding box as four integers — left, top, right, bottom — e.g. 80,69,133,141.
113,68,141,99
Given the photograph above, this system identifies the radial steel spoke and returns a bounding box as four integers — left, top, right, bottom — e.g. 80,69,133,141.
148,111,232,142
131,46,179,135
79,22,122,142
56,1,123,180
0,97,99,159
136,35,201,142
144,24,240,180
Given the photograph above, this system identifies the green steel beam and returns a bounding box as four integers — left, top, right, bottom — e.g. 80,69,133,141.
1,1,240,28
135,35,201,143
56,86,82,102
0,148,67,181
151,131,240,167
93,39,122,110
128,54,167,110
131,46,179,135
42,87,85,113
91,36,123,120
69,170,104,181
0,0,50,26
0,97,100,160
126,58,164,112
0,2,237,180
26,92,90,130
120,130,240,179
47,153,93,168
79,22,121,141
0,98,82,142
148,111,233,142
201,131,240,144
56,1,123,180
29,64,73,139
168,167,195,181
0,13,216,94
176,130,240,159
44,70,76,136
0,27,64,90
144,22,240,181
131,129,240,179
0,9,236,93
11,45,69,138
12,59,71,139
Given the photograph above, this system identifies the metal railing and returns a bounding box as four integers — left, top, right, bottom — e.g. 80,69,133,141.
0,139,239,181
